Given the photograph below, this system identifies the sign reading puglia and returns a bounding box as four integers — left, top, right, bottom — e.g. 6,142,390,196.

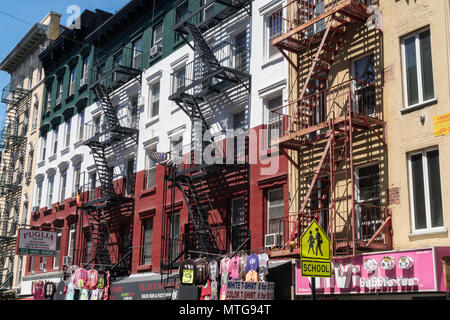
300,219,330,261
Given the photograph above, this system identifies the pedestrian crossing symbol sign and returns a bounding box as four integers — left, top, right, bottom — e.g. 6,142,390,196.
300,219,330,261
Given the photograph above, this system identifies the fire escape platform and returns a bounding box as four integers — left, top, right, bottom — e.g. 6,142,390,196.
89,64,142,92
271,0,369,54
273,111,386,151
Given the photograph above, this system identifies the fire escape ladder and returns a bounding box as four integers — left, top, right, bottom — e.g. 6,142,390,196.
87,141,116,200
83,207,112,269
93,84,121,130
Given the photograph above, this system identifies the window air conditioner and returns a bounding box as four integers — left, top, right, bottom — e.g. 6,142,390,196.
80,78,87,87
62,256,71,266
138,96,146,107
264,233,282,248
150,44,162,57
39,263,45,271
55,97,61,106
24,172,31,179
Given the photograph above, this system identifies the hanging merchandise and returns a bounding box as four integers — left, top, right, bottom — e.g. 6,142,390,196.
98,288,105,300
44,281,56,300
258,251,270,282
65,278,75,300
73,267,88,290
229,255,240,280
32,281,45,300
194,258,209,286
91,288,99,300
245,269,258,282
97,273,105,289
104,271,110,300
208,260,218,281
239,253,248,281
219,283,227,300
179,258,196,285
200,279,212,300
85,268,99,290
80,288,90,300
245,253,259,274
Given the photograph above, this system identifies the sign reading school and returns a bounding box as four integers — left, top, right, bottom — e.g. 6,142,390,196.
300,220,332,278
300,219,330,261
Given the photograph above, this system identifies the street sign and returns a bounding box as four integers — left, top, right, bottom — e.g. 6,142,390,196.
300,219,330,261
301,259,332,278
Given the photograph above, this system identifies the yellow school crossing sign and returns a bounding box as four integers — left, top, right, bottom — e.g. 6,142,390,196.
300,219,332,278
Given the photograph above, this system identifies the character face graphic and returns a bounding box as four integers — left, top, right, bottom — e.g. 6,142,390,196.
363,258,378,272
380,256,395,270
398,256,413,269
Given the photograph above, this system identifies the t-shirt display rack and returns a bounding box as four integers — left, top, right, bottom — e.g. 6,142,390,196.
179,247,274,300
61,265,110,300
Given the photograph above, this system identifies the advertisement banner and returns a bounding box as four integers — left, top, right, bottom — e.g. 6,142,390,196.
16,229,57,257
296,247,450,295
226,281,275,300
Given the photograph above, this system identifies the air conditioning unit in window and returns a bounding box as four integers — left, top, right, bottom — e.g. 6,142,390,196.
150,44,162,57
80,78,87,87
264,233,282,248
55,97,61,106
62,256,71,266
39,263,45,271
24,171,31,179
138,95,146,107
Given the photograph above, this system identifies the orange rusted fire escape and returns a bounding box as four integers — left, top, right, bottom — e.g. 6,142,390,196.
269,0,392,258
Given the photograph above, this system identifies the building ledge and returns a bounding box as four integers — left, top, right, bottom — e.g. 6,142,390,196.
400,98,438,115
408,227,448,240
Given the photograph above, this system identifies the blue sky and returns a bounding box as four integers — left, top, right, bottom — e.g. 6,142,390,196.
0,0,127,126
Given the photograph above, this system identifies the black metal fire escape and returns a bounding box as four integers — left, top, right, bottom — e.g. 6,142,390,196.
160,0,251,279
81,62,142,275
0,84,30,290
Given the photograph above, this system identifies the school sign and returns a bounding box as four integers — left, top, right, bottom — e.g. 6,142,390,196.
300,220,332,278
16,229,57,256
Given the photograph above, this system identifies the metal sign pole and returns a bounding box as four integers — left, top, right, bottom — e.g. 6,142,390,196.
311,277,316,301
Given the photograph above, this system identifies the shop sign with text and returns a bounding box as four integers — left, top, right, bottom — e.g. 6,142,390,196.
16,229,57,256
226,281,275,300
296,247,450,295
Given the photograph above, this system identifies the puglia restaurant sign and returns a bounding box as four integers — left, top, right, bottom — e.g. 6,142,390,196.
16,229,57,256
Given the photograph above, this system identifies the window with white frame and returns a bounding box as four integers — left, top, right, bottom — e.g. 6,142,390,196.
60,170,67,202
149,82,160,119
267,188,284,236
78,111,85,141
142,218,153,265
45,84,52,112
47,176,54,207
68,224,76,259
52,127,58,155
401,28,435,108
53,232,61,270
56,78,63,104
41,136,47,161
69,66,76,96
36,181,43,208
266,8,283,60
132,38,143,69
81,56,90,84
172,65,186,94
145,145,157,189
408,148,443,232
65,119,71,148
153,22,163,47
73,164,81,195
266,94,283,148
174,1,189,43
202,0,214,21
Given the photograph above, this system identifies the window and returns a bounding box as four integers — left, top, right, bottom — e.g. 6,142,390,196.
231,197,245,251
233,110,246,160
355,164,381,240
53,232,62,269
36,182,43,208
234,31,247,73
305,0,325,37
267,95,283,147
130,96,138,129
32,101,39,129
353,54,376,116
52,127,58,155
68,224,76,259
267,188,284,235
113,53,124,81
169,213,180,260
89,172,96,201
27,151,33,175
142,218,153,265
81,56,90,84
47,176,54,207
69,67,76,96
45,85,52,112
60,170,67,202
65,119,71,147
41,136,47,161
145,146,157,189
78,111,85,141
73,164,81,195
170,136,183,167
266,9,283,59
84,234,93,264
149,82,160,118
202,0,214,21
172,65,186,94
126,158,135,196
56,78,63,104
175,2,189,43
153,22,163,47
132,38,143,69
408,149,443,232
402,29,435,108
